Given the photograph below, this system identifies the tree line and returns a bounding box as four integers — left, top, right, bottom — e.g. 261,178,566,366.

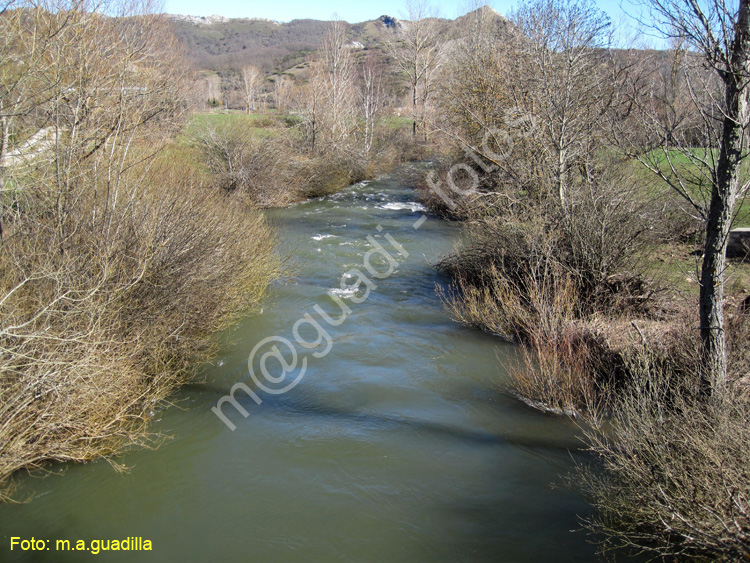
419,0,750,558
0,0,281,496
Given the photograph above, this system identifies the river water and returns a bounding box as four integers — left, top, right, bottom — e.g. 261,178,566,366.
0,170,598,562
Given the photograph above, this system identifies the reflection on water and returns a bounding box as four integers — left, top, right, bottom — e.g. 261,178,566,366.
0,170,599,562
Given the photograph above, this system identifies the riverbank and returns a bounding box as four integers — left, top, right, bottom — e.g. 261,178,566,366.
417,156,750,414
182,111,427,208
0,175,599,563
415,150,750,559
0,107,423,500
0,138,283,500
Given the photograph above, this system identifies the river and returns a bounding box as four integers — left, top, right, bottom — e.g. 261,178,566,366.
0,170,598,562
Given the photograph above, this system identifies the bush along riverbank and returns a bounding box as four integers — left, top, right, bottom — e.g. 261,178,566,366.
0,6,287,499
182,110,421,209
421,0,750,559
0,6,426,499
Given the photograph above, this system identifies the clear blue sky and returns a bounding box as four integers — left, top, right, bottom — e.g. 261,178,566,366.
162,0,634,26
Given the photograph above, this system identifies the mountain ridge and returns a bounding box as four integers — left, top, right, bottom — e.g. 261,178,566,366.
167,8,510,72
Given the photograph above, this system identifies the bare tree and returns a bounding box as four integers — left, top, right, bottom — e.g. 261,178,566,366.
205,72,222,108
296,20,357,153
360,54,384,158
388,0,444,140
441,0,613,215
624,0,750,396
32,1,187,239
296,61,326,152
0,0,71,168
273,75,293,113
238,65,262,113
510,0,613,212
319,20,356,147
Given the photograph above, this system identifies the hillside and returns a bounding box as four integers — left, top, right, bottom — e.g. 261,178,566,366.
169,14,404,72
168,8,512,73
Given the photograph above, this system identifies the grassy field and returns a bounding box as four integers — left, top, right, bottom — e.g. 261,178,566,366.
383,115,414,129
643,241,750,298
637,147,750,228
186,111,290,139
633,148,750,296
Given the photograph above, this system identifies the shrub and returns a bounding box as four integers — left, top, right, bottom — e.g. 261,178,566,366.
439,163,660,315
190,119,367,206
190,119,295,205
577,357,750,561
441,258,608,414
0,0,283,500
0,147,281,499
435,162,667,414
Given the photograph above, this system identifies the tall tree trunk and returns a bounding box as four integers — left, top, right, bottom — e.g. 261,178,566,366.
699,0,750,397
0,115,8,168
0,115,8,240
412,82,418,137
557,146,569,214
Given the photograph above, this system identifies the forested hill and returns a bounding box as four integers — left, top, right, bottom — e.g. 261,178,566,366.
167,7,512,72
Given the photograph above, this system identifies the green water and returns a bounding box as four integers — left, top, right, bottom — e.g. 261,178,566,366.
0,170,598,562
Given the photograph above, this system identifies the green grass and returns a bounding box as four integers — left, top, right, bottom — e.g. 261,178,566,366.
185,111,285,139
1,177,24,211
644,242,750,297
383,115,413,129
626,148,750,296
189,111,275,127
632,148,750,229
